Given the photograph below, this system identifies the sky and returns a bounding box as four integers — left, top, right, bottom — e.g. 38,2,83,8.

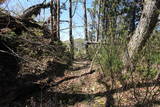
0,0,93,41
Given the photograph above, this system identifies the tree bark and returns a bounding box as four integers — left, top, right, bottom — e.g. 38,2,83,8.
50,0,58,41
123,0,160,68
89,9,96,42
57,0,60,40
101,0,108,39
83,0,89,55
128,0,137,35
69,0,74,59
96,0,101,42
50,0,54,41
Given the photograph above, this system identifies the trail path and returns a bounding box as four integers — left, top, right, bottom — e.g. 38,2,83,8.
50,59,107,107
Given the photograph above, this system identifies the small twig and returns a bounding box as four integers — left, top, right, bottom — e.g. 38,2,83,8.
1,42,29,62
88,41,103,72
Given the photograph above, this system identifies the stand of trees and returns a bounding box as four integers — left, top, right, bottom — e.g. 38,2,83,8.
0,0,160,106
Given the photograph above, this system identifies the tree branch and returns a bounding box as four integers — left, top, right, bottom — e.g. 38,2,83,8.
21,2,51,19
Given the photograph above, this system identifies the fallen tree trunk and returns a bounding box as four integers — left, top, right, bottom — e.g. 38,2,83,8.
21,2,50,19
0,10,41,33
0,9,51,36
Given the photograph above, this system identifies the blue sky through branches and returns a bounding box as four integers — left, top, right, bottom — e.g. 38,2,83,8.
0,0,93,41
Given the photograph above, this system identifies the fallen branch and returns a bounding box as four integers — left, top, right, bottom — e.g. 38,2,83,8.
0,10,42,33
21,2,50,19
48,69,96,87
0,9,51,36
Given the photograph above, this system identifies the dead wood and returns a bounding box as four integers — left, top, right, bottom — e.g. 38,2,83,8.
0,9,51,36
21,2,50,19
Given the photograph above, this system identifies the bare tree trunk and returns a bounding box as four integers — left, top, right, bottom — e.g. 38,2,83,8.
101,0,108,39
128,0,136,34
50,0,58,42
123,0,160,70
96,0,101,42
89,9,96,42
57,0,60,40
50,0,54,40
83,0,89,55
69,0,74,59
127,0,141,39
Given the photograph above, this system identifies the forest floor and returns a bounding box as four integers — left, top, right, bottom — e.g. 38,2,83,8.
21,57,160,107
36,58,160,107
46,59,107,107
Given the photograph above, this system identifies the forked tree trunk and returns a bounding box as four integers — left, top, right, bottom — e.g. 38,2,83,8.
123,0,160,68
